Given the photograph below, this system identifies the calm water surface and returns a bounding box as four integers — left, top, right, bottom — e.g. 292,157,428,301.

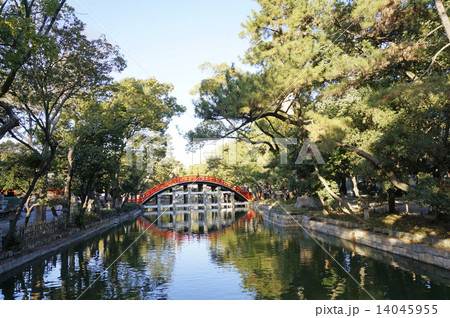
0,211,449,300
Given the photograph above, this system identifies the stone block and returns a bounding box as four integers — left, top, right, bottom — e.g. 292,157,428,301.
393,246,400,254
427,246,442,256
376,235,383,244
433,256,446,268
444,258,450,270
398,247,409,257
411,244,424,254
380,236,389,246
434,248,450,259
422,253,435,264
395,239,406,249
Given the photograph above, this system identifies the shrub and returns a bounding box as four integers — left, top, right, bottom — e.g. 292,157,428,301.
406,174,450,218
100,209,115,218
122,202,140,212
71,211,88,227
4,232,22,250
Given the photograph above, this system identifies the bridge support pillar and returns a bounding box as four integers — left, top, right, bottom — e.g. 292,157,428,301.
217,188,222,214
231,194,235,218
183,185,188,205
203,190,207,211
211,186,216,203
188,186,192,210
157,194,162,226
173,211,177,231
218,205,222,229
157,194,162,210
187,212,191,233
172,189,177,213
157,212,162,226
203,215,208,234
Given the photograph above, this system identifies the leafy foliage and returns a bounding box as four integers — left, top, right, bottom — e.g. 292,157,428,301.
188,0,450,215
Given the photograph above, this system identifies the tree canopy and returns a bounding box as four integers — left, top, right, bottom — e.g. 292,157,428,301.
0,1,185,248
189,0,450,215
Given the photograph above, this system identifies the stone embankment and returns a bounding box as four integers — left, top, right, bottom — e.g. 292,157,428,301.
257,203,449,270
0,209,142,275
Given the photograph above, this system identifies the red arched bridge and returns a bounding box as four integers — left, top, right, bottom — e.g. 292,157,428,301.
136,175,253,205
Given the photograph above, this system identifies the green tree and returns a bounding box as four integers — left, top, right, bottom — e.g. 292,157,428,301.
0,0,67,138
2,4,125,247
67,78,184,215
189,0,450,216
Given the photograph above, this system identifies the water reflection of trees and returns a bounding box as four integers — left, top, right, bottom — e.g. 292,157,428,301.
0,220,177,299
208,215,450,300
1,217,449,300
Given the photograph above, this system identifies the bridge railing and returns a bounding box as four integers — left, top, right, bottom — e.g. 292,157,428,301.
137,175,253,204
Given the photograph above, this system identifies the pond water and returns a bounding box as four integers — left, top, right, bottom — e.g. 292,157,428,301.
0,211,449,300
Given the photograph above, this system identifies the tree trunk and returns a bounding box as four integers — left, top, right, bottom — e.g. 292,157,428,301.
387,189,396,214
294,96,307,141
0,101,20,140
80,195,87,215
314,165,364,222
318,196,332,215
111,187,120,209
435,0,450,42
50,206,58,218
63,146,75,224
351,175,360,198
24,205,40,228
339,176,347,196
24,208,32,228
23,196,35,228
79,179,93,215
93,193,101,215
337,142,411,192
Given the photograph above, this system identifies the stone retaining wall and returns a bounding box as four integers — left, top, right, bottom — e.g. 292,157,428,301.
304,227,450,285
0,210,142,276
258,204,303,228
255,203,450,270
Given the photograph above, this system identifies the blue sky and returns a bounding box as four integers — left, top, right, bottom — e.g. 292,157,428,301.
68,0,260,167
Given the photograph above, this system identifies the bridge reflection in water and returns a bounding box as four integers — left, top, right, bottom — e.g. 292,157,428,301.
142,182,249,234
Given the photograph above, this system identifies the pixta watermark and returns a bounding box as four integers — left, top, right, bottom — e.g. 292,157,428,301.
191,137,325,166
124,137,325,171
